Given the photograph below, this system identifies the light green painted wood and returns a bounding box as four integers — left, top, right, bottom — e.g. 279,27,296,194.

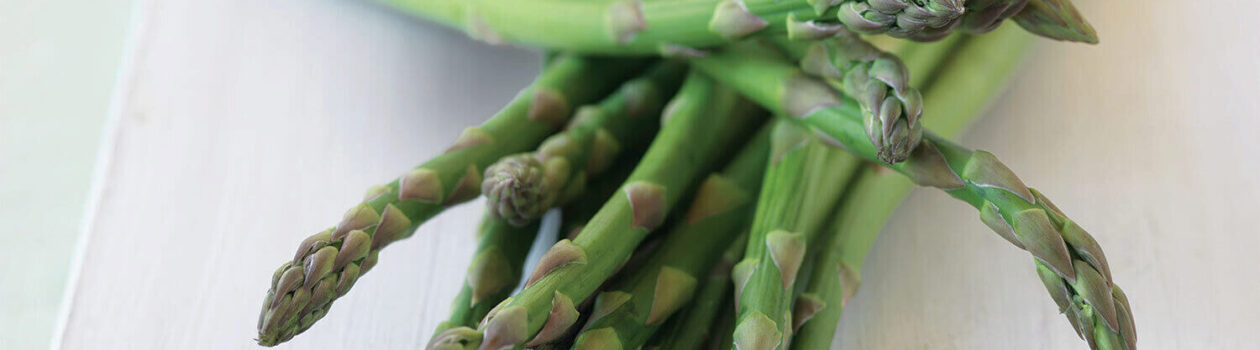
0,0,134,348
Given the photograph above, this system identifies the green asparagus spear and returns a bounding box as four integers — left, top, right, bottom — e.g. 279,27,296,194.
571,125,770,349
377,0,1094,56
645,232,747,350
692,27,1135,350
483,62,687,226
443,73,764,350
255,55,651,346
729,119,859,350
788,32,1012,349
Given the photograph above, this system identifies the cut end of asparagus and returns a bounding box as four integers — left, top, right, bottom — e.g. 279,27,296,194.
482,154,552,226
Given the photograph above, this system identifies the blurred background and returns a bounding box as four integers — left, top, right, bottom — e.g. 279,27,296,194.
2,0,1257,349
2,0,134,349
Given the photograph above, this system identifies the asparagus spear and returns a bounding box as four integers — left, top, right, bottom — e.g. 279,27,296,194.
483,62,687,226
378,0,1096,56
788,32,1010,349
772,31,924,163
729,119,859,350
444,73,765,350
691,27,1135,350
254,55,650,346
570,125,770,349
645,233,747,350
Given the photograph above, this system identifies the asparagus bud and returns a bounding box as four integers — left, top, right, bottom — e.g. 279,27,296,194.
836,0,965,41
482,154,554,226
479,62,687,226
787,32,923,163
1013,0,1099,44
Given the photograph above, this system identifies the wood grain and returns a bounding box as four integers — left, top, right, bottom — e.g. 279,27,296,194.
59,0,1260,349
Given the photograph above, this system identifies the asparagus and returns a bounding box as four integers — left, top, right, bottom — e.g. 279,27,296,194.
788,32,1002,349
772,31,924,163
692,27,1135,350
378,0,1095,56
570,125,770,349
254,55,650,346
483,62,687,226
645,233,747,350
729,119,859,350
440,73,765,350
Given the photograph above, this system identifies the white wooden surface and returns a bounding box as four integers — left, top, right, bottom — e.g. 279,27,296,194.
58,0,1260,349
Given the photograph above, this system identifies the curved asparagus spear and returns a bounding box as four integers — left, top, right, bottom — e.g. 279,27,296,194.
377,0,1096,56
789,32,1014,349
773,31,924,163
254,55,651,346
729,119,860,350
691,27,1135,350
483,62,687,226
645,233,747,350
570,126,770,349
434,73,765,350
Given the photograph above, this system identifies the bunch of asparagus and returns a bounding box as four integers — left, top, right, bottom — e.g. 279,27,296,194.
255,0,1135,349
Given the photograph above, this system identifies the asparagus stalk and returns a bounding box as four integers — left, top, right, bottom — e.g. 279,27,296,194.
254,55,650,346
692,27,1135,350
447,73,765,350
772,31,925,163
570,125,770,349
788,32,1006,349
645,233,748,350
729,119,859,350
378,0,1095,56
483,62,687,226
